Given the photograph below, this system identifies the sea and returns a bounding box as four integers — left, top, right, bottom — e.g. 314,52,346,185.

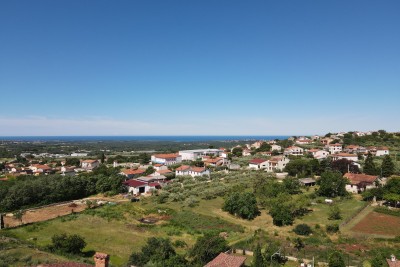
0,136,291,142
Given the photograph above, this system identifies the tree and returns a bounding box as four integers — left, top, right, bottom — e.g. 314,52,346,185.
232,147,243,157
128,237,180,267
328,251,345,267
50,233,86,255
331,159,359,175
256,143,271,152
283,178,301,194
364,152,377,175
293,224,312,236
269,201,294,226
189,233,228,265
223,192,260,220
99,152,105,164
317,171,348,197
253,243,264,267
65,157,81,167
381,155,394,177
328,205,342,220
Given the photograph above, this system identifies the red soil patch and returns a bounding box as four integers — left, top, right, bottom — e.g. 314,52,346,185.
3,202,86,228
351,211,400,236
338,244,368,253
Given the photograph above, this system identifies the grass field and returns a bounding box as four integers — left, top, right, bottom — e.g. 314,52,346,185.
3,192,394,266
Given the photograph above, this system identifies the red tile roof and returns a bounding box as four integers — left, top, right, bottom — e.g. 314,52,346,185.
334,153,357,157
176,165,191,171
205,253,246,267
122,169,145,175
153,153,179,159
157,169,172,174
191,167,206,173
249,158,267,164
81,159,98,163
344,173,378,185
123,179,147,187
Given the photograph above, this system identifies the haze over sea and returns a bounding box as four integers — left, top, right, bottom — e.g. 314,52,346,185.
0,136,290,142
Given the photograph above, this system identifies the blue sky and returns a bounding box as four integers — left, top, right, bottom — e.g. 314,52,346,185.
0,0,399,135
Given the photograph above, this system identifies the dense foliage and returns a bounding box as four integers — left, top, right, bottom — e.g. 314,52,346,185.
222,192,260,220
0,167,126,212
293,224,312,236
48,233,86,255
317,171,348,198
189,233,229,265
128,237,187,267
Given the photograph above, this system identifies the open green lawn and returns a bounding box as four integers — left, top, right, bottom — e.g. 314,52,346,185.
300,196,366,227
3,194,373,266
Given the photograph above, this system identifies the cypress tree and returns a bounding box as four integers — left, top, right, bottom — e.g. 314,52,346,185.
253,243,265,267
363,152,377,175
381,155,394,177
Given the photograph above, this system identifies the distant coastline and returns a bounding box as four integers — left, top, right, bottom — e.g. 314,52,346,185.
0,135,292,142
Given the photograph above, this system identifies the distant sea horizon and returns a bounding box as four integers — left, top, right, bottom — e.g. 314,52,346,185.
0,135,293,142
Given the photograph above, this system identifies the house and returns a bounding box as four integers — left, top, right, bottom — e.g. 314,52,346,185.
296,139,313,145
175,165,210,177
203,157,228,167
151,153,182,165
259,151,272,157
344,145,367,154
152,164,168,171
70,152,89,157
120,169,146,179
284,146,304,156
376,146,390,156
327,144,342,154
264,156,290,172
81,159,100,170
331,153,358,162
29,164,52,173
308,149,329,159
205,252,246,267
152,169,173,176
248,158,268,170
386,255,400,267
344,173,379,193
228,163,241,170
123,179,162,195
61,166,76,176
179,149,223,161
299,178,316,186
271,144,282,152
312,135,320,140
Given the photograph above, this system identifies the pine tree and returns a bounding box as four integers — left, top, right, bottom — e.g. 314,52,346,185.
253,243,265,267
363,152,377,175
381,155,394,177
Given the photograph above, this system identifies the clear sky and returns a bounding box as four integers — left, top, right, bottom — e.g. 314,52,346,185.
0,0,399,135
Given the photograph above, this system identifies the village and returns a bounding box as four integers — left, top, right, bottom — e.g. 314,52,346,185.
0,130,400,267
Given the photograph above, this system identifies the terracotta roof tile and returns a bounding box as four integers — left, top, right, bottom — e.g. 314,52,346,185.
205,253,246,267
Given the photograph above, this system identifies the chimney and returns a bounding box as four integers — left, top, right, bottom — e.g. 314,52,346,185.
94,252,109,267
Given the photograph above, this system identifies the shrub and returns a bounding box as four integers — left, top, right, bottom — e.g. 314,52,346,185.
326,224,339,233
48,233,86,255
293,224,312,236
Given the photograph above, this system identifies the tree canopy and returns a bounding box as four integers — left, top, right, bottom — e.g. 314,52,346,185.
317,171,348,198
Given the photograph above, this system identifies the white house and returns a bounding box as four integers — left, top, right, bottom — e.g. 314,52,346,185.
376,147,390,156
248,159,269,170
264,156,290,172
284,146,304,156
327,144,342,154
271,144,282,152
81,159,100,170
70,152,89,157
331,153,358,162
242,149,252,156
308,149,329,160
179,149,223,161
175,165,210,177
151,153,182,165
29,164,52,174
344,173,378,193
123,179,162,195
